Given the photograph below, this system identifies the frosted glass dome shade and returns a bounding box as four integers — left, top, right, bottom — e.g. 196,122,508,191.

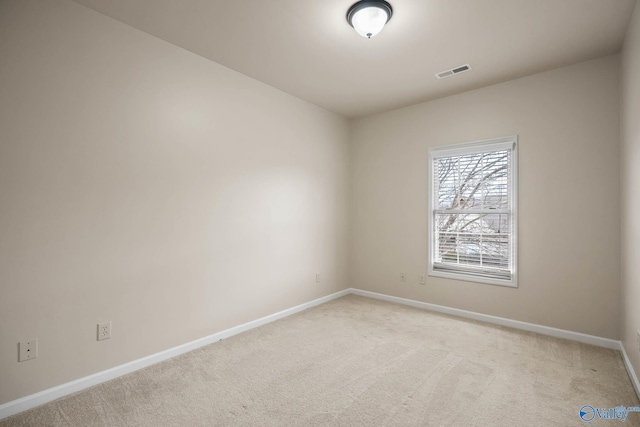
347,1,393,39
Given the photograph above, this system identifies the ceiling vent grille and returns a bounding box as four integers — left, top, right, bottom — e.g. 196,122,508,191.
436,64,471,79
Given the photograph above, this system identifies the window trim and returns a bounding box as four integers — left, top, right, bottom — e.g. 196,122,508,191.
427,135,518,288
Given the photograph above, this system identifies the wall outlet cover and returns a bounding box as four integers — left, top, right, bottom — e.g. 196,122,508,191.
98,322,111,341
19,339,38,362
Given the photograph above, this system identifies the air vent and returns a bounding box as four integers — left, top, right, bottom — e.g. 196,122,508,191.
436,64,471,79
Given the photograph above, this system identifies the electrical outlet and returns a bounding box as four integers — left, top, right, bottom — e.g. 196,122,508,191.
400,273,406,282
97,322,111,341
19,339,38,362
419,275,426,285
316,273,320,283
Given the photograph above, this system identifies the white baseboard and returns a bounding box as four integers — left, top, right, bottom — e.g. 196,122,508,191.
0,289,350,420
349,289,621,349
620,342,640,400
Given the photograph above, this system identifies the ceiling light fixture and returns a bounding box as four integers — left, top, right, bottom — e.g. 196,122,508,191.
346,0,393,39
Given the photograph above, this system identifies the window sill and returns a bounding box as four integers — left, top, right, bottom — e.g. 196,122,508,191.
428,269,518,288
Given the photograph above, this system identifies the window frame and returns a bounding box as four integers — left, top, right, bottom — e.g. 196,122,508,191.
427,135,518,288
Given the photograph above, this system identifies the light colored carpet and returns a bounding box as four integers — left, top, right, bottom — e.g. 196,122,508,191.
2,294,639,426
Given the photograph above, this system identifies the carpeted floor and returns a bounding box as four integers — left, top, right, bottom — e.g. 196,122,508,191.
2,294,639,426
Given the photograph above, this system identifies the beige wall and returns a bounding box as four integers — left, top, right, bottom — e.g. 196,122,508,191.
621,1,640,385
349,55,621,339
0,0,349,404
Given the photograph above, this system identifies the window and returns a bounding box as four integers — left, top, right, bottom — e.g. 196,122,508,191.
428,136,517,287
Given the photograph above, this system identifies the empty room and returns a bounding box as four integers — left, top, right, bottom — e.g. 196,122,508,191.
2,0,640,425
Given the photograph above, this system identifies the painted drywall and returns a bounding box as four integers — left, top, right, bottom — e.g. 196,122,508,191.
349,55,621,339
0,0,349,404
621,1,640,385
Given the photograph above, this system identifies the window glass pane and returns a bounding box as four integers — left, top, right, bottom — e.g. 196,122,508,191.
437,230,458,263
435,213,509,269
457,153,483,209
480,151,509,210
436,150,509,211
481,235,509,269
436,157,457,209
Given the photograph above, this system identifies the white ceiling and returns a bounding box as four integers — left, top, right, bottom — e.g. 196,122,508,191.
72,0,636,118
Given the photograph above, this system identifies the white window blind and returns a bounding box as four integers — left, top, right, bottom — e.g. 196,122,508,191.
428,136,517,287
